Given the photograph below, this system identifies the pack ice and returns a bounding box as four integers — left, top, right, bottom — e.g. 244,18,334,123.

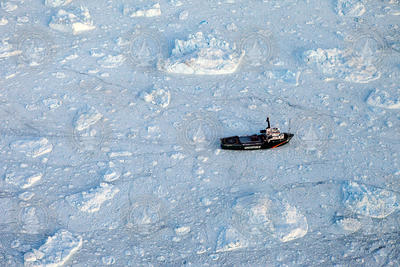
10,137,53,158
24,230,82,267
44,0,72,8
160,32,243,75
74,106,102,131
336,0,366,17
4,164,43,189
123,3,161,18
304,48,380,83
142,87,171,108
233,193,308,243
342,181,399,218
49,6,95,35
0,38,20,58
66,183,120,213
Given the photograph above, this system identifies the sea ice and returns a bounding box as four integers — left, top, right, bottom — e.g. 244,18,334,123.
49,7,95,35
66,183,120,213
123,3,161,18
304,48,380,83
337,0,366,17
5,167,42,189
233,193,308,243
160,32,243,75
216,226,248,252
97,54,126,69
45,0,72,8
342,181,399,218
10,137,53,158
24,229,82,266
74,107,103,131
0,38,20,58
142,87,171,108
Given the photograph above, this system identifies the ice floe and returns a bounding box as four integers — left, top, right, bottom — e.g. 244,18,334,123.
10,138,53,158
49,6,95,35
4,166,43,189
336,0,366,17
74,107,103,131
0,38,20,58
45,0,72,8
142,87,171,108
66,183,120,213
24,229,82,267
160,32,243,75
123,3,161,18
304,48,380,83
342,181,399,219
216,226,248,252
97,54,126,69
233,193,308,243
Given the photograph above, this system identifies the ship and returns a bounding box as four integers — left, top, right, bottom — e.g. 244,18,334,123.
220,117,294,150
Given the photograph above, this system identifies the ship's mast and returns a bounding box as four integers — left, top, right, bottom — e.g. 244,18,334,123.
266,117,270,129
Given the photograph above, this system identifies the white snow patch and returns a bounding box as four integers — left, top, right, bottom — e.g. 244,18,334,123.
108,151,133,158
337,0,366,17
24,229,82,267
366,89,400,109
276,203,309,242
0,17,8,26
170,0,183,7
1,2,18,12
97,54,126,69
336,217,361,233
175,226,191,235
170,152,185,160
74,107,103,131
0,38,21,58
49,7,95,35
179,10,188,20
123,3,161,18
45,0,72,8
66,183,120,213
142,87,171,108
147,125,160,133
10,138,53,158
160,32,243,75
216,226,248,252
304,48,380,83
342,181,399,218
19,191,35,201
103,165,121,182
5,168,42,189
102,256,116,265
